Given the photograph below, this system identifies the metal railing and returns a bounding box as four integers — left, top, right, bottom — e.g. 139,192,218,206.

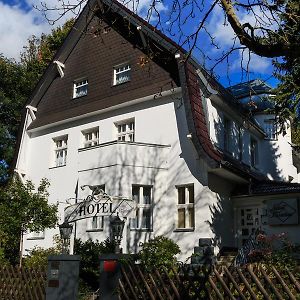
234,229,262,266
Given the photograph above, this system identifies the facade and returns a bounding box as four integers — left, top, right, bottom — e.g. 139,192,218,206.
14,0,300,259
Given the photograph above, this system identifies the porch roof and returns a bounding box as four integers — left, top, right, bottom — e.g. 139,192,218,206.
232,179,300,197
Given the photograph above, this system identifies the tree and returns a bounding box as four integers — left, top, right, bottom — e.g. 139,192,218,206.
0,177,58,265
0,57,30,182
35,0,299,126
0,19,74,183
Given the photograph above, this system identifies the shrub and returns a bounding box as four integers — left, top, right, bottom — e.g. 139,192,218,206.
248,232,299,270
23,235,62,268
74,238,116,291
138,236,180,270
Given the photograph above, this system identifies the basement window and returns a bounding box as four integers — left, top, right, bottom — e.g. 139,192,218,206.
113,64,131,85
73,79,88,98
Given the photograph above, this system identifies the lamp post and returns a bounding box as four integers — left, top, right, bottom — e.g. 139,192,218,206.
59,222,73,254
110,215,125,254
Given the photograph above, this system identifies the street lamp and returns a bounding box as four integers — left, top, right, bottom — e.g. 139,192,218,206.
110,214,125,254
59,222,73,254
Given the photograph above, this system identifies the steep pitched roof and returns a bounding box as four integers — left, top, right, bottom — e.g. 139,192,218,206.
14,0,270,177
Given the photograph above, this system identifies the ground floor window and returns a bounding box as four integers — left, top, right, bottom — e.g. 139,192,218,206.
87,185,105,231
176,184,195,229
130,185,152,230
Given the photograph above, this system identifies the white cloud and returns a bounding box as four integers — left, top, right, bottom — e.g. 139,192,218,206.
0,0,167,61
207,4,273,73
231,49,272,73
0,2,51,60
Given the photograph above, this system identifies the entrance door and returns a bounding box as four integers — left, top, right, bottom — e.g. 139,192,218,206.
236,206,262,248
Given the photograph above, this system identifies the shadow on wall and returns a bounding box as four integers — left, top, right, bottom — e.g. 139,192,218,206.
213,117,283,180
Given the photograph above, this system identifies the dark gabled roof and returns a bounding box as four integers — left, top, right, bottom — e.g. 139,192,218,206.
233,179,300,196
228,79,272,99
12,0,273,178
227,79,275,113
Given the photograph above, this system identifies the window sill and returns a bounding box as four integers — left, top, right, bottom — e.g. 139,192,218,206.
174,228,194,232
129,228,153,232
49,164,67,170
111,80,131,87
27,237,45,240
86,229,104,232
72,94,87,100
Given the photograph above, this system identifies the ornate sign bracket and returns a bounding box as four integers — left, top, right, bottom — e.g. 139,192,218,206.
64,185,136,223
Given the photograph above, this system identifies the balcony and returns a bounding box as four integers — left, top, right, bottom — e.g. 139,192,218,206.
78,141,170,173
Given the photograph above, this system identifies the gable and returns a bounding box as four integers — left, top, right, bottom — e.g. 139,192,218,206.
29,16,179,130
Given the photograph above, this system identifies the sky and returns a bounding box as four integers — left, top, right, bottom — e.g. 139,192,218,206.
0,0,277,88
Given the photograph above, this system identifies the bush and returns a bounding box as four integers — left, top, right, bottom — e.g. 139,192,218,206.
23,235,62,268
248,232,299,270
74,238,116,291
138,236,180,270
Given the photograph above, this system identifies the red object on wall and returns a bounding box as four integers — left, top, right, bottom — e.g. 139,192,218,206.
103,260,117,272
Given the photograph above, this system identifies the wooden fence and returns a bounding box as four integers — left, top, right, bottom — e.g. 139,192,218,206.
0,265,46,300
119,263,300,299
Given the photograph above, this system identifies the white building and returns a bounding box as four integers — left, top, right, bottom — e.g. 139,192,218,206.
14,0,300,259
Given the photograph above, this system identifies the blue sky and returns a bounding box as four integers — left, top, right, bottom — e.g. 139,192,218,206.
0,0,277,88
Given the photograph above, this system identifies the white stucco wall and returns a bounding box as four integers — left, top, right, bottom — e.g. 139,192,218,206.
19,91,234,260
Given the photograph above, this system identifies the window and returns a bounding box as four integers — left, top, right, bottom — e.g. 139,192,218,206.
82,128,99,148
28,231,45,240
264,119,277,140
238,126,243,161
130,185,152,230
54,136,68,167
87,185,105,231
223,117,232,153
250,137,259,167
113,64,131,85
116,120,135,142
73,79,88,98
176,185,194,229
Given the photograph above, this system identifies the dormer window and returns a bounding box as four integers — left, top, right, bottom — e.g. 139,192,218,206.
113,64,131,85
73,79,88,98
264,119,277,140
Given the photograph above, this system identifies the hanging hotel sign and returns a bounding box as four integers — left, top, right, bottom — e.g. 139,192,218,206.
267,199,298,225
64,187,136,223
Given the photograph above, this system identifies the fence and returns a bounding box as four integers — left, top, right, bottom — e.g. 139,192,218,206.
119,263,300,299
0,265,46,300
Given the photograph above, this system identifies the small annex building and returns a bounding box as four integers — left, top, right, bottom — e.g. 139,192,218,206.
14,0,300,259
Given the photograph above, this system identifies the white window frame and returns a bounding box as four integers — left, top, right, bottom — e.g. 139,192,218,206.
113,64,131,85
223,116,232,153
27,230,45,240
82,127,99,148
87,185,105,231
250,137,259,167
264,119,277,140
73,79,88,98
53,135,68,167
130,185,152,230
116,119,135,142
176,184,195,230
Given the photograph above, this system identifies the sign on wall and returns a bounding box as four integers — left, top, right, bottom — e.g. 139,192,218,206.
267,199,298,225
64,188,136,223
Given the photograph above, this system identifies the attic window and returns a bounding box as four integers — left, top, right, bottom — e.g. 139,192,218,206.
73,79,88,98
113,64,131,85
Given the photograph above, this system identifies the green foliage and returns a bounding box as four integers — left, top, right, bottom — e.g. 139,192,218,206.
23,235,63,268
138,236,181,270
273,0,300,127
74,238,116,291
249,232,299,270
0,19,73,183
0,177,58,264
